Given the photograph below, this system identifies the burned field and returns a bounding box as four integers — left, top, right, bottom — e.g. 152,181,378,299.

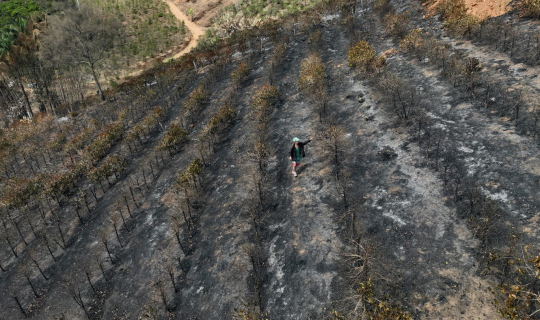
1,0,540,319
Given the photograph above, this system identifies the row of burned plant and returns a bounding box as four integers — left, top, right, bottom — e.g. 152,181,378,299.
301,12,415,317
226,32,288,318
377,0,540,139
348,3,540,318
141,46,276,318
64,51,251,319
0,65,204,318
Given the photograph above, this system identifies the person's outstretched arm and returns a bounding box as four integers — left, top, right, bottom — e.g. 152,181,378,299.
302,137,314,145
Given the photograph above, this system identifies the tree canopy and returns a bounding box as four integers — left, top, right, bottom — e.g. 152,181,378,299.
0,0,40,54
0,0,40,26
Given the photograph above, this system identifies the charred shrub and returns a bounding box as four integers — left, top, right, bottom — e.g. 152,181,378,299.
347,41,386,74
384,12,410,40
156,124,188,155
436,0,478,35
252,84,279,131
376,73,419,120
298,54,326,95
183,85,209,123
377,146,397,161
230,62,251,89
373,0,392,16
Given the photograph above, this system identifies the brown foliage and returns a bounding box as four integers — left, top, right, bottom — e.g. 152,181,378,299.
347,41,386,74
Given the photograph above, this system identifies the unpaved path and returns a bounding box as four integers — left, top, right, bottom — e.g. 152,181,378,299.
165,0,206,59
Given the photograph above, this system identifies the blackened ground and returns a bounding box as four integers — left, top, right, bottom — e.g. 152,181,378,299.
3,1,540,319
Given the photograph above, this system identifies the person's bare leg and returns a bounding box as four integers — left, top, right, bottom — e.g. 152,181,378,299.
292,162,297,176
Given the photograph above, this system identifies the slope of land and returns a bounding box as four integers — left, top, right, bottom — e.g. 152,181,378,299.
2,0,540,319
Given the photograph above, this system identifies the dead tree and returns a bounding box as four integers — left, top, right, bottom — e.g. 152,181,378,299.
21,260,40,298
64,281,91,319
243,244,264,311
164,260,179,293
38,232,57,261
11,218,28,246
3,232,18,258
154,280,174,313
110,214,123,248
23,209,37,238
100,230,115,265
122,194,133,218
72,200,85,225
28,248,48,280
84,267,97,294
322,125,348,180
171,214,192,256
12,294,28,318
94,254,108,281
51,213,66,249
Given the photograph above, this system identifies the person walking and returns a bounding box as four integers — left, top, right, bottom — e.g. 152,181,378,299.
289,137,313,177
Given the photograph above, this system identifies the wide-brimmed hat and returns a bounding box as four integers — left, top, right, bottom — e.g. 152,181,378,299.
293,137,299,142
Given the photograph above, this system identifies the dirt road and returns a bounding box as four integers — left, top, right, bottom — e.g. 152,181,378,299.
165,0,206,58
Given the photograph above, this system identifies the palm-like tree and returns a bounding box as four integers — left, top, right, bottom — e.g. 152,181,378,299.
0,30,16,56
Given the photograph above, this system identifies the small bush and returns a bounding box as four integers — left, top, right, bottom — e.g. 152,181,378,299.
187,158,203,177
252,84,279,126
183,86,209,119
125,124,145,146
298,54,325,95
157,124,188,154
43,171,76,201
399,29,423,53
207,104,237,133
87,154,126,185
384,12,410,39
436,0,478,35
230,62,251,87
308,29,322,48
63,128,92,156
378,146,398,161
271,42,287,66
373,0,392,15
85,122,124,161
1,177,40,209
376,74,419,120
347,41,386,73
175,158,203,191
141,106,166,134
199,104,237,147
